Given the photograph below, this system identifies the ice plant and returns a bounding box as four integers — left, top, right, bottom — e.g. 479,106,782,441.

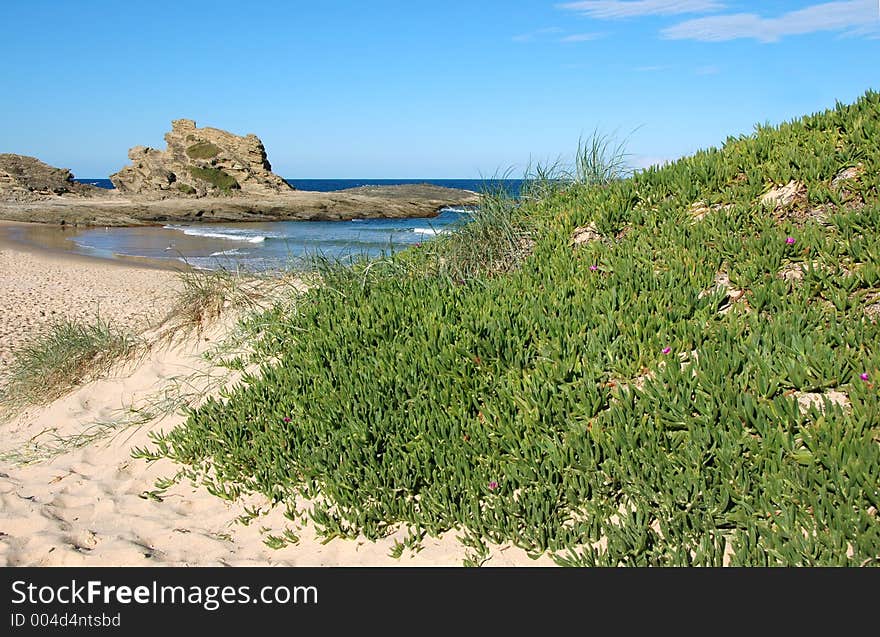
786,237,796,245
283,417,292,423
590,265,599,271
860,373,870,381
133,92,880,567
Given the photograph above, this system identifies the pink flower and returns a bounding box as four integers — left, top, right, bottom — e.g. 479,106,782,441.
488,481,499,491
662,347,672,355
589,265,599,272
283,417,292,423
860,373,870,382
785,237,796,245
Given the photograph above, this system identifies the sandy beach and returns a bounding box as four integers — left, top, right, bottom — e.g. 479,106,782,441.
0,222,181,371
0,222,554,566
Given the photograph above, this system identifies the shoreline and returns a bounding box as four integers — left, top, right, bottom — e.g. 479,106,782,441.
0,227,184,371
0,223,551,567
0,184,481,227
0,220,189,272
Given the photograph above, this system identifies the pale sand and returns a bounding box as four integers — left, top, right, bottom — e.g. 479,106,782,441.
0,227,555,566
0,222,182,371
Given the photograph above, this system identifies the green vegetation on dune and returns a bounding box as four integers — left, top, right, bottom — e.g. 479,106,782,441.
138,91,880,565
0,316,139,415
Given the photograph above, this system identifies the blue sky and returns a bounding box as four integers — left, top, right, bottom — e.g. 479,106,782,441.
1,1,878,178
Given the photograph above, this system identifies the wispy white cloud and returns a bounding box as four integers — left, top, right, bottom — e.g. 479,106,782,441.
662,1,878,42
634,64,670,72
560,32,606,41
558,0,725,19
513,26,564,42
695,64,720,75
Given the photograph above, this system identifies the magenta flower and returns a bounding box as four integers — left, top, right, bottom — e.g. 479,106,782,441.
860,373,870,382
589,265,599,272
415,242,422,248
662,347,672,355
785,237,796,245
488,481,499,491
283,417,292,423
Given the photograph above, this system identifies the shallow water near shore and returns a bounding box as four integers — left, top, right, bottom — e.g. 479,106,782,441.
66,207,468,271
34,177,522,271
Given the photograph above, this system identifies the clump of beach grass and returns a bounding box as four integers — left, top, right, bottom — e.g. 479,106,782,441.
158,266,305,340
426,128,632,282
570,129,632,186
161,268,252,335
520,129,631,201
0,315,140,415
427,182,533,281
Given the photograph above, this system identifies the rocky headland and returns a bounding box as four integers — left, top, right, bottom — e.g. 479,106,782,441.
0,154,103,202
0,121,480,226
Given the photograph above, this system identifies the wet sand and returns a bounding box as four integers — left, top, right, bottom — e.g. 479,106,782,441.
0,221,183,371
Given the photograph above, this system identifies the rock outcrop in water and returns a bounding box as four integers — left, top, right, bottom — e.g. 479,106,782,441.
110,119,294,198
0,154,101,202
0,122,481,226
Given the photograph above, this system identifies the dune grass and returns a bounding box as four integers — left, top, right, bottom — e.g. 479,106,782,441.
0,266,299,462
0,315,139,415
158,267,281,338
137,92,880,565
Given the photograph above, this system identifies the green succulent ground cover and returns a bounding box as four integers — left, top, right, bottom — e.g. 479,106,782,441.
138,91,880,565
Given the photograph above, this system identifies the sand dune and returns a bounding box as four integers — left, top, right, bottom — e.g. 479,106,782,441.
0,228,554,566
0,225,181,371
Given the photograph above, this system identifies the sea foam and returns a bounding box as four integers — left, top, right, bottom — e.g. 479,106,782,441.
164,225,271,243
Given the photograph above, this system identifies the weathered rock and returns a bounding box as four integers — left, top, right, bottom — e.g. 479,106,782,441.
0,146,481,225
0,184,481,227
831,163,865,208
571,223,602,246
760,180,807,210
831,163,864,189
689,200,733,222
110,119,294,198
698,270,748,314
0,154,100,202
794,390,850,414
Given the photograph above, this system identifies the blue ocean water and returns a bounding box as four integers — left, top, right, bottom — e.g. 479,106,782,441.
75,178,522,196
68,179,517,270
69,208,468,271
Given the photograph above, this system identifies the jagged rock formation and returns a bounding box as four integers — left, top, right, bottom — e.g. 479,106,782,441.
110,119,294,198
0,123,481,225
0,154,100,202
